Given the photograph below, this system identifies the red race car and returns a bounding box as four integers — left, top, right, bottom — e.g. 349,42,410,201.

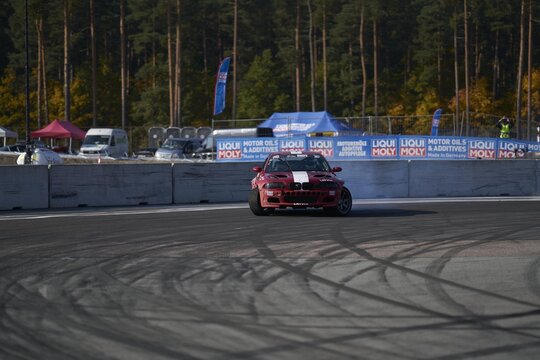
249,151,352,216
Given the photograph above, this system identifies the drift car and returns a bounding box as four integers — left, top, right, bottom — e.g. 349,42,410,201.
249,151,352,216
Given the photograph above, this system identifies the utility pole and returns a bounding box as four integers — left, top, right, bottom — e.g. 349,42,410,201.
25,0,30,144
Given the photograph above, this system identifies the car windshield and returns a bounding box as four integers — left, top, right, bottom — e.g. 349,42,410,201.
266,154,331,172
83,135,110,145
162,139,187,150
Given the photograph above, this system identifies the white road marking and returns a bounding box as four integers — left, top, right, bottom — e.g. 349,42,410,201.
1,197,539,221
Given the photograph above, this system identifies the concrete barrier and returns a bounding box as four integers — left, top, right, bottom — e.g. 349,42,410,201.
1,160,539,211
334,161,409,199
409,160,537,197
49,163,173,208
0,165,49,210
537,161,540,196
173,162,256,203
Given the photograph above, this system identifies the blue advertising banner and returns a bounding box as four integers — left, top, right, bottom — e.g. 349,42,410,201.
426,137,467,159
334,138,370,159
215,135,540,162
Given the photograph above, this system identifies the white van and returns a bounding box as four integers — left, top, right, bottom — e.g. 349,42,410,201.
80,128,128,158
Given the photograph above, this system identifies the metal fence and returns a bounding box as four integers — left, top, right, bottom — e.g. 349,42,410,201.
126,113,539,152
212,113,540,140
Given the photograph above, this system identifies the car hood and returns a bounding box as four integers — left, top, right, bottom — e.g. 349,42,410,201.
264,171,335,183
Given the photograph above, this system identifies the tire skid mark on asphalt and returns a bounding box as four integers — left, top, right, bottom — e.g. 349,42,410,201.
0,269,114,359
87,245,351,360
423,240,496,315
330,231,540,309
71,258,238,358
429,340,540,360
326,227,540,342
242,227,374,357
1,250,205,359
225,234,540,359
525,257,540,301
0,286,58,358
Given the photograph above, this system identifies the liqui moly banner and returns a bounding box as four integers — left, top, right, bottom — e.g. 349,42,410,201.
371,137,398,158
308,138,334,157
399,137,427,158
216,135,540,162
279,138,306,152
216,138,279,161
497,140,528,159
467,139,497,159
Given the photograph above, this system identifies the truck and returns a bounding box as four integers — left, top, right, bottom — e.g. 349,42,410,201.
79,128,129,158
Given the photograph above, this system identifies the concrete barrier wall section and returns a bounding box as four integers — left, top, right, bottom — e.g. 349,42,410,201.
0,160,538,211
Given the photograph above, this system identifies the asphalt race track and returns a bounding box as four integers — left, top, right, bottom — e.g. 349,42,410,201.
1,198,540,359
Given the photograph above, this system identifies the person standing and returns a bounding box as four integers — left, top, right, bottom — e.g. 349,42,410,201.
496,116,513,138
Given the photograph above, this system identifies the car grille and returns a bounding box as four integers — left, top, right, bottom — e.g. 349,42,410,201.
284,191,320,203
290,182,315,190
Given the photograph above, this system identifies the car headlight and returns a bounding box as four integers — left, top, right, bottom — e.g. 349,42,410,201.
264,182,285,189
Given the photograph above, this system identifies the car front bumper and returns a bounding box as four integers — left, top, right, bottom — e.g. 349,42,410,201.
258,188,341,208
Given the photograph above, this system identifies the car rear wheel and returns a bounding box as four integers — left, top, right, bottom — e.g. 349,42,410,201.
249,188,275,216
324,187,352,216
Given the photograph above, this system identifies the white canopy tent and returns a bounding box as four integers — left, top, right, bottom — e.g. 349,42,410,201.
0,126,18,146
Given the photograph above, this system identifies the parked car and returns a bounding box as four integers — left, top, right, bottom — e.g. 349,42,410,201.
249,151,352,216
79,128,129,158
0,140,46,153
154,138,202,160
133,147,157,158
192,135,215,160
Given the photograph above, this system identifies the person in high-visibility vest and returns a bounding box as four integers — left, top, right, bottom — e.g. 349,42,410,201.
496,116,513,138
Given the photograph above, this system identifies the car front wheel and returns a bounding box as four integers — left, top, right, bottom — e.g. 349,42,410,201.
249,188,275,216
324,187,352,216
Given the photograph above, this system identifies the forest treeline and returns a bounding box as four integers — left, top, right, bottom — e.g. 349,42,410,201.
0,0,538,140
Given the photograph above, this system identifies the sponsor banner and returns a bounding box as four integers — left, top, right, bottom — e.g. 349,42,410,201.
426,137,467,159
467,139,497,159
399,137,427,158
497,140,528,159
307,138,334,158
334,137,370,160
216,135,540,162
525,143,540,152
216,139,243,161
279,137,306,152
371,137,398,158
216,138,279,161
241,138,279,161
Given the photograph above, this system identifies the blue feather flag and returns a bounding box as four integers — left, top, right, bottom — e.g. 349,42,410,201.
213,57,231,116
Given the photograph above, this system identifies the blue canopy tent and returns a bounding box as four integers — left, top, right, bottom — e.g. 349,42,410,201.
258,111,357,137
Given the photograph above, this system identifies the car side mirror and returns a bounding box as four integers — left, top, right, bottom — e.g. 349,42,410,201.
252,166,263,173
332,166,342,173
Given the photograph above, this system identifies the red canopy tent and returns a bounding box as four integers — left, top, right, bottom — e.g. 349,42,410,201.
31,119,86,153
31,119,86,140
